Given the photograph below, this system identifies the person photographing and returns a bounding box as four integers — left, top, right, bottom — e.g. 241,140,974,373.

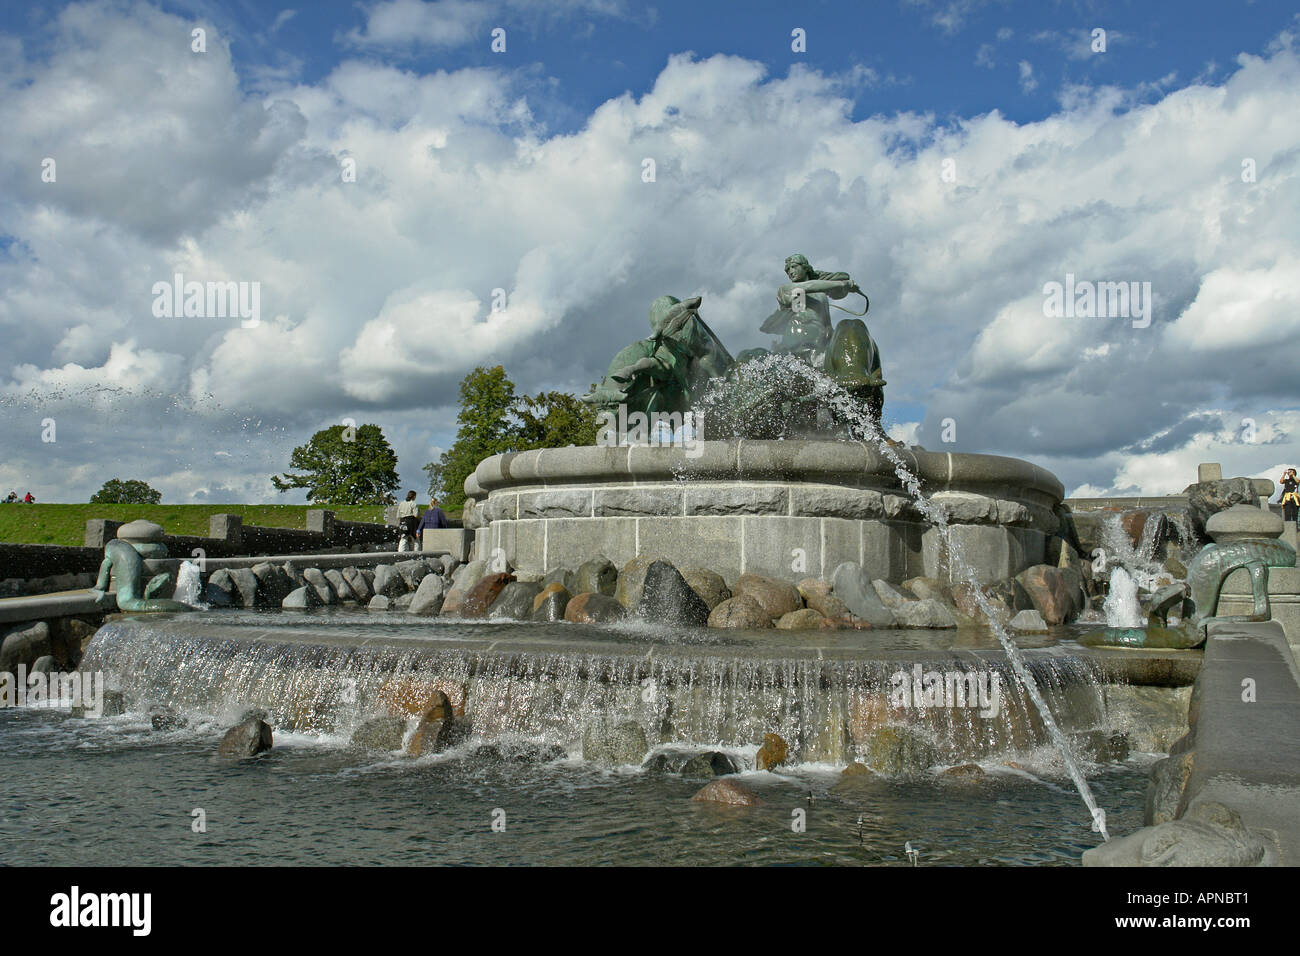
1280,468,1299,524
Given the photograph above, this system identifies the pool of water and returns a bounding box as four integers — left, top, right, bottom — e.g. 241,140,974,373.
0,704,1144,866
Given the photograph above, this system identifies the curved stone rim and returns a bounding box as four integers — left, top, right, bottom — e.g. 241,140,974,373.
468,440,1064,503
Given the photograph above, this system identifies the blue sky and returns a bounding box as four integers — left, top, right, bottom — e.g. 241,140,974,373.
0,0,1297,502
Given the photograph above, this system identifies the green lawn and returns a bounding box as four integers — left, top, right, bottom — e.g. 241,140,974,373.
0,503,401,546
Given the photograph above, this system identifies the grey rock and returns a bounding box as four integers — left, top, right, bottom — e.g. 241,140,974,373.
1147,751,1195,826
451,558,486,592
872,579,912,609
573,557,618,596
392,593,414,611
367,594,391,611
0,622,52,674
638,561,710,627
1184,478,1263,541
30,655,55,675
643,750,739,777
439,555,459,577
861,726,938,775
614,555,663,609
582,719,649,766
350,715,408,752
372,565,407,598
540,566,574,593
324,568,358,603
251,562,294,606
830,562,897,627
301,568,336,605
682,568,730,610
394,559,431,591
343,567,372,601
1010,609,1049,632
407,574,449,616
227,568,259,607
1082,801,1271,867
204,568,235,607
531,585,570,622
217,717,273,757
150,706,187,731
473,742,567,763
892,598,958,629
281,585,320,609
488,581,543,620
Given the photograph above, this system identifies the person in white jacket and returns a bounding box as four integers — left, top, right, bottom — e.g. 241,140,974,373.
397,490,420,551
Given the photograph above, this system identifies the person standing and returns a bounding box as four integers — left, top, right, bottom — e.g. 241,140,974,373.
1280,468,1299,524
397,490,420,551
415,498,450,550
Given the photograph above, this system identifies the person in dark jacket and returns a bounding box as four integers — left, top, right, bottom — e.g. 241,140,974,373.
416,499,450,540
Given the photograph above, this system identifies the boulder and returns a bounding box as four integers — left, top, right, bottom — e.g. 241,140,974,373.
1013,565,1078,625
942,763,986,779
204,568,235,607
798,579,853,622
488,581,543,620
872,580,912,610
732,573,802,620
281,586,320,609
540,567,574,593
891,599,958,629
408,574,449,616
643,750,739,776
776,608,835,630
30,655,54,675
952,580,1014,625
149,706,187,731
456,572,515,618
450,558,487,593
1102,684,1191,754
404,691,458,757
707,595,771,629
830,562,896,627
217,717,273,757
301,568,336,605
343,567,373,602
227,568,259,608
1009,609,1049,632
637,561,710,627
350,715,408,752
392,593,414,611
832,762,879,791
324,569,358,603
1082,801,1270,867
861,726,937,775
564,592,627,624
582,719,648,766
372,564,408,598
755,732,788,771
473,742,567,763
0,622,52,674
682,568,731,610
367,594,391,611
615,555,663,609
250,562,294,606
531,583,571,622
690,779,762,807
1147,751,1195,825
1069,729,1131,763
573,557,618,597
394,559,431,591
1184,477,1262,541
902,577,953,605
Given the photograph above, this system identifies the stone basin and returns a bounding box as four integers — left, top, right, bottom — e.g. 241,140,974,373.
464,440,1065,586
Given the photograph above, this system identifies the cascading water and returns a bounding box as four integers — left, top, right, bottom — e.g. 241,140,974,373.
701,353,1110,840
172,560,204,607
1102,567,1143,628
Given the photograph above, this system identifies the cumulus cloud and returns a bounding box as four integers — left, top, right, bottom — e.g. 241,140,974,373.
1,2,1298,504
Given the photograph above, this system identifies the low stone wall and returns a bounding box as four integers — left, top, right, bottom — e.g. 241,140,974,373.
0,543,103,582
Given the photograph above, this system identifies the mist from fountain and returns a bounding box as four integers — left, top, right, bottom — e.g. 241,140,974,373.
700,352,1110,841
1102,567,1143,628
172,560,204,607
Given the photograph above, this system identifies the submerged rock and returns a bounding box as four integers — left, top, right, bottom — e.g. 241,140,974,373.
474,741,568,763
582,719,648,766
404,691,458,757
755,732,789,771
637,561,710,627
691,779,762,807
350,715,408,752
861,726,938,775
218,716,273,757
643,750,738,777
941,763,985,780
1009,609,1048,632
564,592,626,624
150,706,187,731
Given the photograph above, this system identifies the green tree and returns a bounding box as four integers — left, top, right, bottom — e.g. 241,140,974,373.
427,366,519,509
271,423,400,505
90,478,162,504
516,389,601,450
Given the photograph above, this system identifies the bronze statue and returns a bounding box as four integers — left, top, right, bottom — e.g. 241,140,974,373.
91,520,192,613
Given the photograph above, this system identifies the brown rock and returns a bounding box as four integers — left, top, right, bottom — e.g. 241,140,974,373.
457,572,515,618
942,763,986,779
733,573,802,620
682,568,731,610
796,578,832,601
1120,510,1149,548
378,678,466,718
532,582,570,613
755,732,789,770
776,608,836,630
1013,565,1077,625
691,778,763,807
707,595,772,629
564,592,627,624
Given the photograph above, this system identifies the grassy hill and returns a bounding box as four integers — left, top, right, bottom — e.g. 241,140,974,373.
0,503,401,547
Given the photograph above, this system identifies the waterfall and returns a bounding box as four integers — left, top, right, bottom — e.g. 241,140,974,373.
1103,567,1144,628
171,560,204,607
